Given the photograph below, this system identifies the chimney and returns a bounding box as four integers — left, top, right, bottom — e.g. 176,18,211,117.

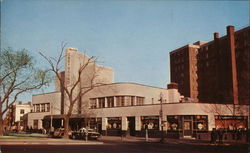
167,82,178,89
214,32,219,39
18,101,22,105
227,25,235,36
226,25,239,105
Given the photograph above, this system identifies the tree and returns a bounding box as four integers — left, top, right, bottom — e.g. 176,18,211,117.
40,43,101,139
206,103,248,130
0,48,51,136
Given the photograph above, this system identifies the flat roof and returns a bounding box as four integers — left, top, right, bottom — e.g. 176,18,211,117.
93,82,169,90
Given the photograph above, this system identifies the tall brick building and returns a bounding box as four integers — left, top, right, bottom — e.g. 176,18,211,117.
170,25,250,105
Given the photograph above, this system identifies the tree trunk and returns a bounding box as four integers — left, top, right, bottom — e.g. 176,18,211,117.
0,109,3,136
63,115,70,139
0,116,3,136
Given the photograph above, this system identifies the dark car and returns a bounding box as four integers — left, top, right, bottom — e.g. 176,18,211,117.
70,127,101,140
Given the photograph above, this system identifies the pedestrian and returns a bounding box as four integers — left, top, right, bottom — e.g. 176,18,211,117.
218,128,224,144
119,129,123,141
210,128,217,144
236,128,241,141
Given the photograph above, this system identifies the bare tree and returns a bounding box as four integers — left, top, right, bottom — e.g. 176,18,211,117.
40,43,102,139
205,103,248,130
0,48,51,136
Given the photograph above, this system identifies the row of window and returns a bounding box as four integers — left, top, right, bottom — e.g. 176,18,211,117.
106,115,209,131
90,96,145,109
32,103,50,113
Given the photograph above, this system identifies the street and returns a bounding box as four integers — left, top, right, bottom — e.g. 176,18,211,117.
0,137,248,153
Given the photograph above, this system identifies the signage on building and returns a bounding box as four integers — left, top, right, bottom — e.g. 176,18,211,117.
215,115,246,120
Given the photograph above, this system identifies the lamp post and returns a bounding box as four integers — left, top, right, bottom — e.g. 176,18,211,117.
50,103,53,132
159,92,164,143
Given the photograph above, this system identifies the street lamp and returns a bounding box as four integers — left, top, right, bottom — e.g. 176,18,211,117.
159,92,164,143
50,103,53,132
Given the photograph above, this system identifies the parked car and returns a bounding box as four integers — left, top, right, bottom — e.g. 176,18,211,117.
53,128,64,138
70,127,101,140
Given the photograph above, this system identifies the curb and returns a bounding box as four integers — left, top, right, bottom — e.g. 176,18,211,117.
0,142,104,145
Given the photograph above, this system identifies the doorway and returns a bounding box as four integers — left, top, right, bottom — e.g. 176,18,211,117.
183,121,192,136
127,117,136,136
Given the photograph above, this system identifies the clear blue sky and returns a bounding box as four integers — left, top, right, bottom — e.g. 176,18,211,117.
1,0,249,102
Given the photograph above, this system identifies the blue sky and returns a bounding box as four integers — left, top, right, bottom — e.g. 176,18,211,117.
1,0,249,102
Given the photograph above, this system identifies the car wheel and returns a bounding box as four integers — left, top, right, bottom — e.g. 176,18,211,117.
72,135,76,139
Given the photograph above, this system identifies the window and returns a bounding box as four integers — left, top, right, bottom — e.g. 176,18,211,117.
36,104,40,112
215,115,247,130
107,97,114,107
20,109,25,114
137,97,144,105
98,98,105,108
41,104,45,112
47,103,50,112
33,120,38,130
141,116,159,130
124,96,131,106
167,116,181,131
193,115,208,131
116,96,125,107
90,98,97,109
131,96,135,106
107,117,122,129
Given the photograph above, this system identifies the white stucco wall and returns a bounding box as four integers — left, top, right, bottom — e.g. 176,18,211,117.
82,82,181,105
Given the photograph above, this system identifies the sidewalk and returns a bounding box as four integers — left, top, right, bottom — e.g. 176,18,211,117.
0,138,103,145
0,136,247,146
99,135,248,146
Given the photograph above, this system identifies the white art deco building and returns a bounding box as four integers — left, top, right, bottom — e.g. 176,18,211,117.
25,48,249,139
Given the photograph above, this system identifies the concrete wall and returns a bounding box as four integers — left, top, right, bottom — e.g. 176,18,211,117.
63,48,114,114
27,112,51,129
29,92,61,129
32,92,61,114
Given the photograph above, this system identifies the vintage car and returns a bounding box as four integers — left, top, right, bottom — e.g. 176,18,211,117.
53,128,64,138
70,127,101,140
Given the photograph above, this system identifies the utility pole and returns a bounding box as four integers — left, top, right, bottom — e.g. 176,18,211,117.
159,92,164,143
50,103,53,131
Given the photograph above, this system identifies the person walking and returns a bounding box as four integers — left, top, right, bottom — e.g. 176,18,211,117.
236,128,242,141
218,128,224,144
210,128,217,144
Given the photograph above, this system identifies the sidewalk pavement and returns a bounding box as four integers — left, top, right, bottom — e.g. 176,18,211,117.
0,136,247,146
0,138,103,145
99,135,249,146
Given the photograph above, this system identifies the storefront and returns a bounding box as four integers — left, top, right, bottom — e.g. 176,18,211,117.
140,116,160,137
167,115,208,138
215,115,248,130
141,116,159,130
107,117,122,136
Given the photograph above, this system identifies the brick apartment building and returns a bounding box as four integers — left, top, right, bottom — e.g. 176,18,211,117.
170,25,250,105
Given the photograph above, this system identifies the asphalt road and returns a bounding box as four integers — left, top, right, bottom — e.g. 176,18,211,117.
0,141,248,153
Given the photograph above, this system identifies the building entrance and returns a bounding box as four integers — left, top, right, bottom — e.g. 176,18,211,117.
183,121,192,136
127,117,136,136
